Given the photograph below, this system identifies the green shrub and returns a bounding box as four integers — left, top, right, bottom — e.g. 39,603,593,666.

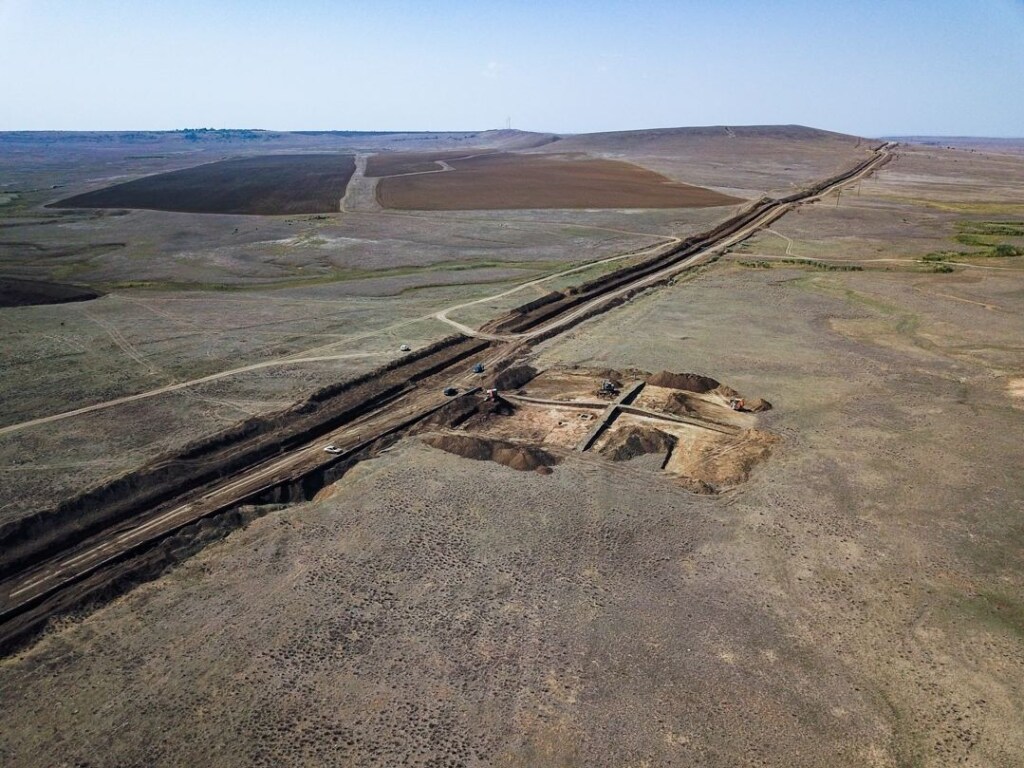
958,221,1024,237
991,243,1023,257
954,233,992,247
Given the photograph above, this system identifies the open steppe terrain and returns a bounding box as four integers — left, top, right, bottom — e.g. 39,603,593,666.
1,127,1022,767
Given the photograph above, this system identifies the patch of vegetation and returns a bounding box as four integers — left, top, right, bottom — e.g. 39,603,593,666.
961,590,1024,640
739,258,862,271
929,264,955,273
953,232,993,247
991,243,1023,257
957,220,1024,237
882,197,1024,215
945,220,1024,255
921,251,962,262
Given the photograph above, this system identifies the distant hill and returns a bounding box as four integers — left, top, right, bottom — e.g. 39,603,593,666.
548,124,869,151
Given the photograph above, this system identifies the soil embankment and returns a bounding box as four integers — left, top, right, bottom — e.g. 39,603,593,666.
647,371,720,392
422,433,559,473
600,425,677,462
0,334,489,580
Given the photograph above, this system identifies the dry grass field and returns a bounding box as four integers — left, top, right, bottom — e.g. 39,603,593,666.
375,152,744,210
53,154,357,215
1,129,1022,767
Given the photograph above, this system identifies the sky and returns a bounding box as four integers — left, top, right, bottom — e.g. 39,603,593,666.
1,0,1023,137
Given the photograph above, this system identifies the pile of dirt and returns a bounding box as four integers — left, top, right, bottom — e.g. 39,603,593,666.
600,426,677,462
493,364,539,391
647,371,720,393
663,391,700,417
422,434,558,473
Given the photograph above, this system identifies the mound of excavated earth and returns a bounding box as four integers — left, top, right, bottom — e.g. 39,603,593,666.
647,371,720,393
422,433,558,473
492,364,539,391
600,425,676,462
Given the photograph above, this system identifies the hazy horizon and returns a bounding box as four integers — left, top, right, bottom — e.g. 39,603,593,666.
2,0,1023,137
2,126,1024,140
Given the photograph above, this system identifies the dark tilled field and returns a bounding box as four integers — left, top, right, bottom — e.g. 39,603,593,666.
52,154,356,215
0,277,102,307
376,153,744,210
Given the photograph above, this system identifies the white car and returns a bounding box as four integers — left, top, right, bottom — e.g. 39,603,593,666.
400,344,411,352
323,444,343,455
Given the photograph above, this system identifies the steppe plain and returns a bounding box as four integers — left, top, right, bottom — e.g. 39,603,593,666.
1,127,1023,767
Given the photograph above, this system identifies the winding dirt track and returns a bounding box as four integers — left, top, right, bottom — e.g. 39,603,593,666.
0,144,893,651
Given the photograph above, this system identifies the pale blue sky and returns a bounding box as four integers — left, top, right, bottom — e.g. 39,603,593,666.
2,0,1022,136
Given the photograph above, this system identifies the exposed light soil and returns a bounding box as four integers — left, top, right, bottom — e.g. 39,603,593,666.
473,401,596,449
376,153,744,210
663,427,779,489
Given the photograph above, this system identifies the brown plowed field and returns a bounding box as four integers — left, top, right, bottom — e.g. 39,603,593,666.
53,154,355,215
376,153,744,210
364,150,497,177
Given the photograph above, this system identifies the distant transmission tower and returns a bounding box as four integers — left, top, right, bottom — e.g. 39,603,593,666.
505,116,511,130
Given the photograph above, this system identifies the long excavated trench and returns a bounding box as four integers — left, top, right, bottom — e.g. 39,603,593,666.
0,144,894,654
